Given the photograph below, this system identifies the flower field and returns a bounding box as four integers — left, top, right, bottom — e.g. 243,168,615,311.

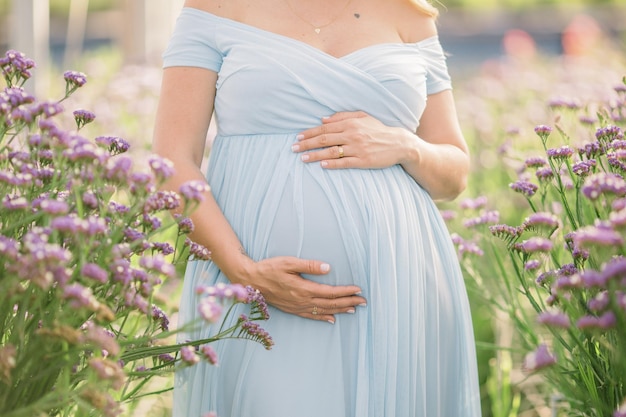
0,22,624,417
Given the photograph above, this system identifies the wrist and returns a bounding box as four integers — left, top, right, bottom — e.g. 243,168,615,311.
218,249,256,287
397,128,422,167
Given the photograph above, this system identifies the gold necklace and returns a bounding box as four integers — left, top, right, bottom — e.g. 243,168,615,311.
285,0,355,34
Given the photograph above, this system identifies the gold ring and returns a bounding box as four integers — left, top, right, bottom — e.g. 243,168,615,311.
312,306,318,315
338,146,344,158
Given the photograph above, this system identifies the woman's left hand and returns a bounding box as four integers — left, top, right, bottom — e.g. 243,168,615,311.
291,111,413,169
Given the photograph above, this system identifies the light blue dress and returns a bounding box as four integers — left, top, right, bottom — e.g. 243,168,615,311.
163,8,481,417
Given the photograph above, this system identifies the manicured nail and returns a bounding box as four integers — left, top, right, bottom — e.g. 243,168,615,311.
300,154,309,162
321,161,329,168
320,263,330,273
296,134,304,140
322,116,331,120
291,144,300,152
327,319,335,324
354,291,362,295
347,309,355,314
358,303,367,307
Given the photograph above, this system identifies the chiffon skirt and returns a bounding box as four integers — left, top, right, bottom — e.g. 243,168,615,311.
173,133,481,417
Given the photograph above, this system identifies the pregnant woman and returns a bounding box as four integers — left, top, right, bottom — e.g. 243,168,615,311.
152,0,481,415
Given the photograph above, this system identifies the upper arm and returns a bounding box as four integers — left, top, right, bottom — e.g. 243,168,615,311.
152,67,218,167
416,90,468,155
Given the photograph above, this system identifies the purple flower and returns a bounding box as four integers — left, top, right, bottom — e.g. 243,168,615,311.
177,216,195,234
179,180,211,203
439,210,456,221
582,173,626,200
198,298,224,323
463,210,499,228
1,50,36,81
139,254,176,278
523,344,556,372
573,225,624,248
536,270,556,285
510,180,538,197
523,212,559,231
537,312,570,328
579,115,597,125
3,195,29,210
240,318,274,350
459,196,488,210
580,270,608,288
83,322,120,356
196,282,248,302
81,263,108,284
489,224,522,244
577,311,617,330
63,70,87,89
180,346,200,365
158,353,175,364
151,305,170,331
245,286,270,320
524,260,541,271
88,358,125,389
73,109,96,129
535,167,554,182
0,235,19,260
95,136,130,155
143,191,181,213
615,402,626,417
596,125,624,143
548,97,580,110
525,157,547,168
105,156,133,183
578,142,602,159
519,237,553,253
534,125,552,142
82,191,99,209
546,145,574,161
572,160,596,177
587,291,610,312
37,199,69,215
200,345,219,365
149,155,175,181
36,101,63,118
600,257,626,283
184,238,212,261
63,284,100,311
457,240,484,257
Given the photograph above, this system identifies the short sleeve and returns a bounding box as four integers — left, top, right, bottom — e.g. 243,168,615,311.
162,8,223,72
419,37,452,95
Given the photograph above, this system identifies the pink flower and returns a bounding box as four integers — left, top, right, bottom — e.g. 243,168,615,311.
523,344,556,372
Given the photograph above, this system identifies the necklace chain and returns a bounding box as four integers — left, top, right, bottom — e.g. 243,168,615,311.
284,0,355,34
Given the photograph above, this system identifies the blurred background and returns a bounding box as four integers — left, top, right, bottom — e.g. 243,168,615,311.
0,1,625,416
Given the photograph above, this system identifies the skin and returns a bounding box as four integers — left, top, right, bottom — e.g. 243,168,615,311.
152,0,469,324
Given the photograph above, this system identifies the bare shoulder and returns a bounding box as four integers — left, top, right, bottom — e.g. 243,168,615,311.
386,0,438,43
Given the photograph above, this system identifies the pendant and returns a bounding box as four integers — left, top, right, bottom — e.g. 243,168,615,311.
314,28,321,34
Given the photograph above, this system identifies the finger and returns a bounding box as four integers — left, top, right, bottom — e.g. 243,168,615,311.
301,144,347,163
304,312,336,324
284,257,331,275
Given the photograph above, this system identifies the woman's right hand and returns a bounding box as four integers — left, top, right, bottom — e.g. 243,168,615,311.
236,256,367,324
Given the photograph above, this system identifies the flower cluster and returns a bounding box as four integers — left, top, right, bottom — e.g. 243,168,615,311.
0,50,271,417
443,74,626,416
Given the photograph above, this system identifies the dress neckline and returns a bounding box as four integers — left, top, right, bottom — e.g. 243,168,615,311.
183,7,439,61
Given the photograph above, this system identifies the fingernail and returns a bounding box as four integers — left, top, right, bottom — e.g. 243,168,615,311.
322,116,330,120
300,154,309,162
347,309,355,314
296,134,304,140
320,263,330,273
354,291,362,295
327,319,335,324
358,303,367,307
321,161,328,168
291,144,300,152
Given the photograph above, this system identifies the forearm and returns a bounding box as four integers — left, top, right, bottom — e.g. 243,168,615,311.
159,159,254,284
397,128,469,201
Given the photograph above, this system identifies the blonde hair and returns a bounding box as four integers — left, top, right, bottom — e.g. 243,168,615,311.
410,0,439,17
